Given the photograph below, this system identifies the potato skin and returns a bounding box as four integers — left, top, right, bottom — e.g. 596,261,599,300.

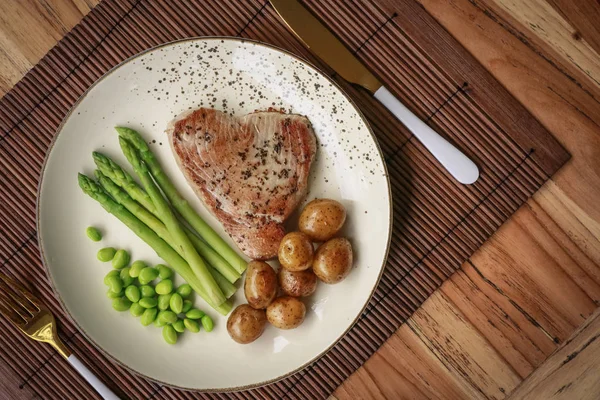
244,261,277,309
313,238,353,284
278,232,314,271
266,296,306,329
278,268,317,297
227,304,268,344
299,199,346,242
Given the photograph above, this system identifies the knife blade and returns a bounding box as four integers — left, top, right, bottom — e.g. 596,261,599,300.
269,0,479,184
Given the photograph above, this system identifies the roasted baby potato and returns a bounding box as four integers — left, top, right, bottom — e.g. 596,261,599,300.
266,296,306,329
299,199,346,242
227,304,268,344
278,267,317,297
313,237,353,284
278,232,314,271
244,260,277,309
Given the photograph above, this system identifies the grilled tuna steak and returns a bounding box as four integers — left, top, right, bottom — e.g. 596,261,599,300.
167,108,317,260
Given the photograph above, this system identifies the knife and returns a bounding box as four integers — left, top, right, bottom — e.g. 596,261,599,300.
269,0,479,184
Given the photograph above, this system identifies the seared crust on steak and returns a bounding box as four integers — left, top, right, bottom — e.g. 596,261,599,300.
167,108,317,259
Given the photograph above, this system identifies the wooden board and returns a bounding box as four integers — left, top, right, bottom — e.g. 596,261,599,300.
335,0,600,398
0,0,584,400
508,307,600,400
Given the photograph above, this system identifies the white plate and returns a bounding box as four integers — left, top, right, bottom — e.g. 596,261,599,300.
38,37,391,391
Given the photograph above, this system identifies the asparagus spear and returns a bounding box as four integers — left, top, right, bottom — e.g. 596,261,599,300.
203,261,235,297
94,165,241,283
115,127,247,274
119,137,226,306
78,173,232,315
93,151,155,213
96,170,239,295
181,229,239,284
95,155,240,283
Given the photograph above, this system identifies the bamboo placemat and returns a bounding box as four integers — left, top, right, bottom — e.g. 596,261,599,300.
0,0,569,399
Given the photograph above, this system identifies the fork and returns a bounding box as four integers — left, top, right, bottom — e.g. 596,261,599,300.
0,272,119,400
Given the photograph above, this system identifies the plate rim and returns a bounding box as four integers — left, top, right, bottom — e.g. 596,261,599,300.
36,36,393,392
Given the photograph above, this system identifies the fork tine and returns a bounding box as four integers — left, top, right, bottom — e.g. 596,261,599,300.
0,272,41,311
0,300,27,327
0,280,34,322
0,273,39,320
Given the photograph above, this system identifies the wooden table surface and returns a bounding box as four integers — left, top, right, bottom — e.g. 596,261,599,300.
1,0,599,399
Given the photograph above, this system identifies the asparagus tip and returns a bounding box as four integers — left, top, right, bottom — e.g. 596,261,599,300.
78,173,95,194
115,126,149,152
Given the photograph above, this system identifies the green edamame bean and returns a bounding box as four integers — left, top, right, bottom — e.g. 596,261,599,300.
185,308,205,320
181,300,193,313
169,293,183,314
106,276,123,294
154,316,167,327
125,286,141,303
176,284,192,298
112,249,130,269
140,308,158,326
120,267,134,287
157,264,173,279
112,298,132,311
106,289,123,299
138,267,159,285
159,310,178,324
184,318,200,333
86,226,102,242
139,285,155,298
157,294,172,311
162,325,178,345
201,315,214,332
103,270,120,285
130,302,145,317
129,260,146,278
155,279,173,295
97,247,116,262
139,297,158,308
156,309,167,321
172,319,185,333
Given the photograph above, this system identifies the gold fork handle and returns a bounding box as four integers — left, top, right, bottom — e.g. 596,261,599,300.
47,337,71,359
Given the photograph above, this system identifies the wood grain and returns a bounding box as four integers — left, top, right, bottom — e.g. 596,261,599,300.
0,0,99,97
509,307,600,400
338,0,600,398
547,0,600,56
0,0,599,399
480,0,600,90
